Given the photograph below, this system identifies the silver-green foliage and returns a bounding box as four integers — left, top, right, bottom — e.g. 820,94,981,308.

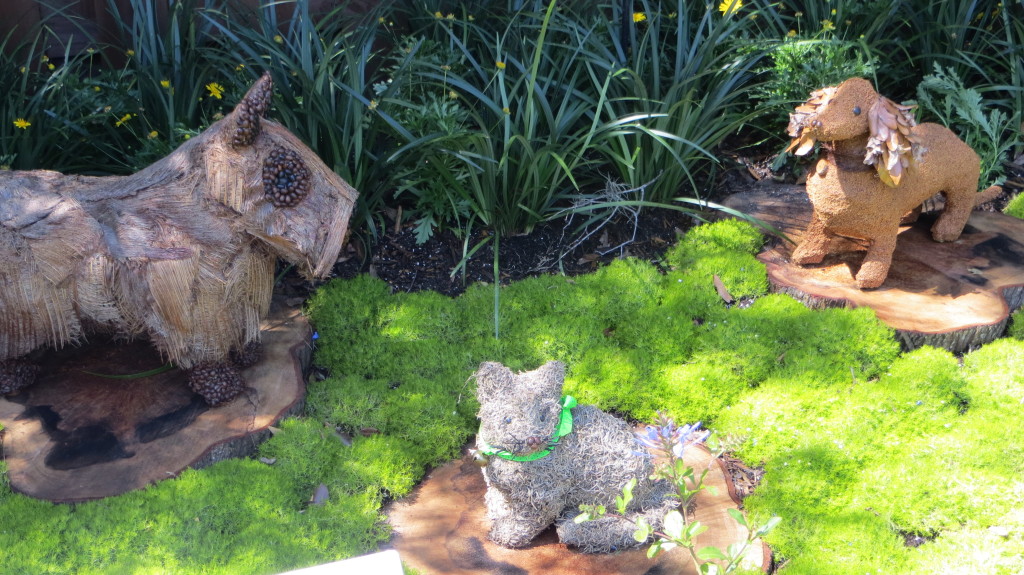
915,64,1021,189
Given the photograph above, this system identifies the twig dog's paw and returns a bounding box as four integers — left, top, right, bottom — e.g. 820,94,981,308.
0,359,39,395
187,363,245,406
230,341,263,369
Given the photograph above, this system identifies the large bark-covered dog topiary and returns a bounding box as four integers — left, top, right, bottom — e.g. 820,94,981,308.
0,72,357,405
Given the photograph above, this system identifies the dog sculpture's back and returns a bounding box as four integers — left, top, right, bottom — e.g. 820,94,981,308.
474,361,676,553
0,73,357,404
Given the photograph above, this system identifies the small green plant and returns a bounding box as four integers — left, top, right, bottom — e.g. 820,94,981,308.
577,414,780,573
915,63,1021,189
1005,193,1024,220
753,34,877,134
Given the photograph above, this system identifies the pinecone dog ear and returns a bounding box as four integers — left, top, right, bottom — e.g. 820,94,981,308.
231,72,274,148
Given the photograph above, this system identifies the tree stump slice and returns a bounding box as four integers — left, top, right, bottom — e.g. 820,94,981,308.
386,445,769,575
0,298,311,502
722,185,1024,352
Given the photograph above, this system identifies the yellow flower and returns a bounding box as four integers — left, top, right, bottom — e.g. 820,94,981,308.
13,118,31,129
93,86,101,92
378,16,385,23
274,35,284,44
794,11,803,17
126,49,135,57
368,99,379,111
496,61,506,70
206,82,225,99
718,0,742,15
19,66,26,74
434,11,443,18
633,12,646,23
448,90,457,99
831,8,837,15
41,55,49,62
148,130,159,139
446,13,455,20
161,79,171,89
47,63,55,70
821,19,835,32
468,14,475,21
235,63,245,71
502,106,510,115
115,113,133,127
787,29,797,37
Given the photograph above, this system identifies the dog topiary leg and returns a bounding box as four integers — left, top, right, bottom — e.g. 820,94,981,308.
484,488,558,548
186,362,245,406
792,212,832,265
856,234,897,289
229,341,263,369
932,188,974,243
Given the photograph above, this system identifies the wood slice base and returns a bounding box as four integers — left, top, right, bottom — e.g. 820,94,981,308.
723,185,1024,352
0,298,311,502
387,446,769,575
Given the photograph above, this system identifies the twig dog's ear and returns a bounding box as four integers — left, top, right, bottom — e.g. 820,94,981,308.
535,361,566,398
232,72,273,148
864,94,918,187
475,362,514,404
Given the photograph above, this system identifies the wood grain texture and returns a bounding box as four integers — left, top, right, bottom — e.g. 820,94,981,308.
723,185,1024,352
387,446,769,575
0,298,310,502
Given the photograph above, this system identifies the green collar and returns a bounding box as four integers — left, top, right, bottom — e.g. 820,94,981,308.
478,395,577,462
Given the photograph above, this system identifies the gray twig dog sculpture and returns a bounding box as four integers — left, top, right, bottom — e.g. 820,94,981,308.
0,73,357,405
473,361,676,553
786,77,999,289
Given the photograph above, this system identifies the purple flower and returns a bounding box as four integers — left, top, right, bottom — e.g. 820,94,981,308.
634,412,710,459
672,421,711,458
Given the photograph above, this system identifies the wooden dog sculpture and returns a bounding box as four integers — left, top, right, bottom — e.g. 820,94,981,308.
786,77,997,289
0,73,357,405
473,361,676,553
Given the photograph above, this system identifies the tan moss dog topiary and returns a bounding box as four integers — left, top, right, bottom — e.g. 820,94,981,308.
0,73,357,405
786,77,1000,289
473,360,677,553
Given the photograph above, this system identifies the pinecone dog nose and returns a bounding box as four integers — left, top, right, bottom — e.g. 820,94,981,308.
526,436,545,450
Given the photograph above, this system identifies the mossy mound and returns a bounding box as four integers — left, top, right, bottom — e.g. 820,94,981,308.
2,219,1022,574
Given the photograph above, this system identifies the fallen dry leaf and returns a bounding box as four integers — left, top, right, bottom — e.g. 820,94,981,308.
713,274,735,305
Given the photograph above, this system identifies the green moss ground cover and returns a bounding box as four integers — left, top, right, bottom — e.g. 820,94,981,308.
2,219,1023,573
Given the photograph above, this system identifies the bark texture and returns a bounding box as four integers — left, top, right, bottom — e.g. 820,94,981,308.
0,72,356,403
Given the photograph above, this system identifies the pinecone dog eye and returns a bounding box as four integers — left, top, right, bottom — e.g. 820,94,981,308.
262,147,311,208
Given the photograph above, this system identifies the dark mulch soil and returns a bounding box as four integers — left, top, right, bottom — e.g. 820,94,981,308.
328,205,706,297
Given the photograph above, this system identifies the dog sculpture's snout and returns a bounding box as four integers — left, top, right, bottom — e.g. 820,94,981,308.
812,119,822,129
